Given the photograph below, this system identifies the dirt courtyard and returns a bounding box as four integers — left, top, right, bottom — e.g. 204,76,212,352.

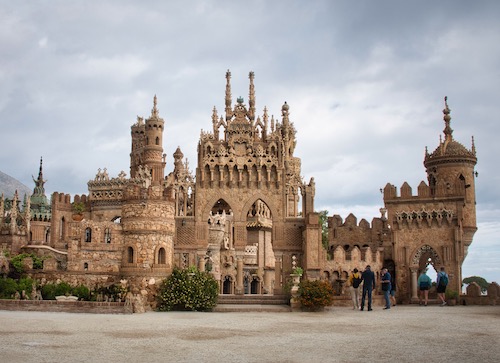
0,305,499,363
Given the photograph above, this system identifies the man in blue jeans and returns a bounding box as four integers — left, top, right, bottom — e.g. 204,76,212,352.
381,268,392,310
360,265,376,311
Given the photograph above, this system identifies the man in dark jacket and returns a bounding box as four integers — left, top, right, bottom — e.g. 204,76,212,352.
361,265,376,311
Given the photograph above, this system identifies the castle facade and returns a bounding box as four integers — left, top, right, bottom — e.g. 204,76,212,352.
0,73,477,305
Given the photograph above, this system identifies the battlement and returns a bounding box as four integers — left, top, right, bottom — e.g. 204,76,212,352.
383,179,467,201
51,192,88,206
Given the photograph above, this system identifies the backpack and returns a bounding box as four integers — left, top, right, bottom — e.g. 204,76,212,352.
352,275,362,288
439,273,449,287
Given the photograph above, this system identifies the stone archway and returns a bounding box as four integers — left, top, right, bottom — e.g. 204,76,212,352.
409,245,442,301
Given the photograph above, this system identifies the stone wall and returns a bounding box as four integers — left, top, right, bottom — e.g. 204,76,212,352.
0,299,130,314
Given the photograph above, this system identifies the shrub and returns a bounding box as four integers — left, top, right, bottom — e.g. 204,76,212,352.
0,278,18,299
10,253,44,275
72,285,91,301
41,283,58,300
92,284,127,301
17,277,35,295
157,267,219,311
298,280,334,310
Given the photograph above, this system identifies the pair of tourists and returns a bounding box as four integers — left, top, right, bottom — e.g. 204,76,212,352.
418,267,449,306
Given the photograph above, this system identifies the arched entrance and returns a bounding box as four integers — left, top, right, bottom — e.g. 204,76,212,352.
409,245,442,302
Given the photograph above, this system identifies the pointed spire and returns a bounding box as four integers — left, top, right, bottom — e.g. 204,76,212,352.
32,157,46,197
151,95,159,117
248,71,255,121
443,96,453,141
225,70,232,119
471,135,476,155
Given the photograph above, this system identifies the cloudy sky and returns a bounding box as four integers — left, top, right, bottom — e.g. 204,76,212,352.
1,1,499,283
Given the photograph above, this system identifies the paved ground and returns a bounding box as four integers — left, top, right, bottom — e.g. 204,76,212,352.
1,305,499,363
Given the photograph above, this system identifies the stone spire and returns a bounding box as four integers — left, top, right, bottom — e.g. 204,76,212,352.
225,70,232,121
32,157,46,197
443,96,453,143
248,71,255,121
151,94,159,118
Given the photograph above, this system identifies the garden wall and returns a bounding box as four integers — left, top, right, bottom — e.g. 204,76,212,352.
0,299,131,314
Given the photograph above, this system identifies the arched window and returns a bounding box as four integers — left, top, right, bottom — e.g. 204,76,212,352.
127,247,134,264
85,227,92,242
60,217,65,239
45,228,50,243
84,262,89,271
158,247,166,264
155,136,160,145
104,228,111,244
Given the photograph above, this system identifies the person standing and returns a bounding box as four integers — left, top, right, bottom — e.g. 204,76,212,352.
360,265,376,311
348,268,362,310
381,268,392,310
417,268,432,306
436,266,449,306
390,275,397,307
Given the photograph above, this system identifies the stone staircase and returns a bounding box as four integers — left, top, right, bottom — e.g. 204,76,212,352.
213,294,291,312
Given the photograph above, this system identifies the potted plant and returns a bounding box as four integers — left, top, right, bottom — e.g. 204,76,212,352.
72,202,86,221
445,289,459,306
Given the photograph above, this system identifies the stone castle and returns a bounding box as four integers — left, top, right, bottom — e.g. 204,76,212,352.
0,72,478,306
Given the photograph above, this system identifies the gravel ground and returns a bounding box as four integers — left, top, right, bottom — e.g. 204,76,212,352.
0,305,499,363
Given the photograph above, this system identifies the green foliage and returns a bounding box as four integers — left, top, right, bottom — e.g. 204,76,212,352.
157,267,219,311
17,277,35,295
445,289,459,300
10,253,45,274
298,280,334,309
72,201,86,213
41,283,57,300
318,210,329,250
72,285,91,301
0,278,18,298
463,276,489,293
93,284,127,301
292,267,303,276
0,277,35,299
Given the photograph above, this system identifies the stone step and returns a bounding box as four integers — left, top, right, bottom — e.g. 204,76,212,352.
217,294,289,305
213,304,291,312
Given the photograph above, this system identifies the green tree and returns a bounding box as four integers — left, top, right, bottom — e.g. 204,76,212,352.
318,210,329,250
463,276,489,293
157,267,219,311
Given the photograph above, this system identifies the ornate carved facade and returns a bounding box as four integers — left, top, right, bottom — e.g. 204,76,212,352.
0,74,477,305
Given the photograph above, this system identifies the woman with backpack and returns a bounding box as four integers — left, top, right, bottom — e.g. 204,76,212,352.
436,267,449,306
418,268,432,306
348,268,362,310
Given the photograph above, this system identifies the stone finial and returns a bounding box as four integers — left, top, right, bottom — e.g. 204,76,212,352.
443,96,453,140
151,95,159,117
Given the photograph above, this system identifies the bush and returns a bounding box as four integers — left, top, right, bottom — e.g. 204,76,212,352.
10,253,45,275
298,280,334,310
72,285,91,301
157,267,219,311
0,278,18,299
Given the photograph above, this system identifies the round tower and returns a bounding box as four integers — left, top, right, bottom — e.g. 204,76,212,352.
424,96,478,250
144,95,166,184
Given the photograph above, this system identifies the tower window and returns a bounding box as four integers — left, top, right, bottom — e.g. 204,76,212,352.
85,227,92,242
155,136,160,145
104,228,111,244
127,247,134,263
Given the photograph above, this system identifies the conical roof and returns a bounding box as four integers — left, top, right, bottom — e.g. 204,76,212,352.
424,97,476,168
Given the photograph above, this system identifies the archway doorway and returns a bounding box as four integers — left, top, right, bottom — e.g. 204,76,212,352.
410,245,442,301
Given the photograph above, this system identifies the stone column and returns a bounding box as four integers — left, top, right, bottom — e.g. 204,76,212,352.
198,253,205,272
263,268,273,295
274,256,283,295
411,267,418,300
236,257,244,295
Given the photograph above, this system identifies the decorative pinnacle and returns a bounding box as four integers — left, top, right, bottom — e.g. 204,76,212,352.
443,96,453,140
152,95,159,117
